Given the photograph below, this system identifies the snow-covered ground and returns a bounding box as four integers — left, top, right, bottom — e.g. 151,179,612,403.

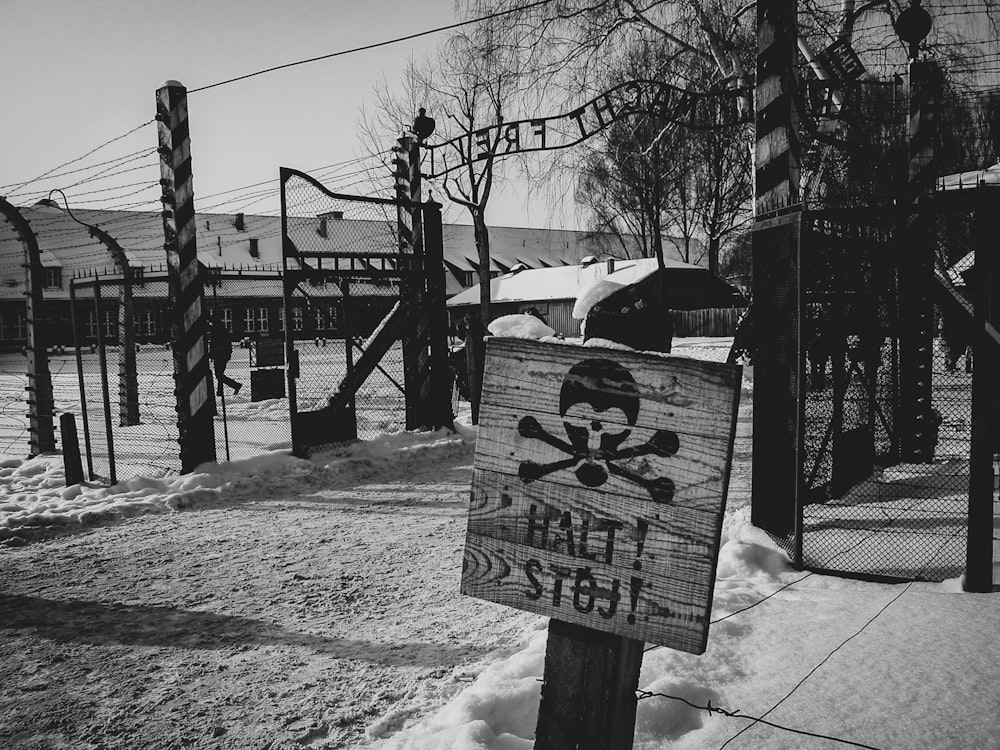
1,336,999,750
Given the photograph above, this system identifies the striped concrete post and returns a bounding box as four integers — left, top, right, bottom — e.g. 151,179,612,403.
750,0,802,543
754,0,801,216
898,60,940,462
0,196,55,455
156,80,216,472
394,134,434,429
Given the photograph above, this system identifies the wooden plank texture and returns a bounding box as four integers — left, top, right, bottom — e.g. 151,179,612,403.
461,338,741,652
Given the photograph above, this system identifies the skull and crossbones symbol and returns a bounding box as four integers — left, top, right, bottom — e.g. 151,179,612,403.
517,358,679,504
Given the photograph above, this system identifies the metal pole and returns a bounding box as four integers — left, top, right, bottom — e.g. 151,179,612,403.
93,280,117,485
84,224,140,426
898,59,939,462
964,192,997,592
69,280,95,479
156,80,216,472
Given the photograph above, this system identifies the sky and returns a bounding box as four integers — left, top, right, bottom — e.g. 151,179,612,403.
0,0,569,229
2,331,999,748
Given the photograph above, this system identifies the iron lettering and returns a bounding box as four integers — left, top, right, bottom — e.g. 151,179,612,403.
423,80,742,179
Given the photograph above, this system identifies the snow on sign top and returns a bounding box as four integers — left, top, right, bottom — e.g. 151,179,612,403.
461,338,742,653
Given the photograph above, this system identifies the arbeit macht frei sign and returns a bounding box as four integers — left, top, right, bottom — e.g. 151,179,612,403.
422,79,746,180
461,338,741,654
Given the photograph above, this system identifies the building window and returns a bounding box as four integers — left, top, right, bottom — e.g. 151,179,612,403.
277,307,285,332
43,267,62,289
221,307,233,333
131,267,145,286
1,311,26,340
293,307,304,332
133,310,158,337
313,305,326,331
244,307,268,334
88,310,116,339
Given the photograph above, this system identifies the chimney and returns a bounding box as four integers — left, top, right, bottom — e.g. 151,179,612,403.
607,258,615,274
249,238,259,258
235,212,245,231
318,218,328,238
217,235,222,256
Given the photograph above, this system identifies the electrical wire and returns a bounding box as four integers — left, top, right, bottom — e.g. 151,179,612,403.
187,0,556,93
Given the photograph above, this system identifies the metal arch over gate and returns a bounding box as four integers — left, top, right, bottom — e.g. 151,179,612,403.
279,168,452,457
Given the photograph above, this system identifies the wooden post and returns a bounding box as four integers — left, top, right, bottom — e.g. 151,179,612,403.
60,413,85,486
965,192,998,592
464,313,486,424
156,80,216,472
0,196,55,456
535,621,644,750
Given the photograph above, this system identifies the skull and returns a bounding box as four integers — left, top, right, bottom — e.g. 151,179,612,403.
559,359,639,486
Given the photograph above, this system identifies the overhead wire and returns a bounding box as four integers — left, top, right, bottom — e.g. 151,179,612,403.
186,0,557,94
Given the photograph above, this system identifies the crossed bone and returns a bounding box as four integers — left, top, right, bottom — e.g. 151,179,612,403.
517,415,679,504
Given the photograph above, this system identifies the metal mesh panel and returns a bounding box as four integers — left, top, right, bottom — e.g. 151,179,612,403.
793,212,967,581
204,271,292,462
69,275,181,482
282,172,407,451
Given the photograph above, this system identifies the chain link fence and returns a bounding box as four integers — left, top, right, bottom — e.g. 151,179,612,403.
282,171,411,452
61,270,296,483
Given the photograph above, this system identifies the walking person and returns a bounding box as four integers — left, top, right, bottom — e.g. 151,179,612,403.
208,317,241,397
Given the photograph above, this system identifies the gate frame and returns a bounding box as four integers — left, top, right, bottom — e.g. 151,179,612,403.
279,167,452,457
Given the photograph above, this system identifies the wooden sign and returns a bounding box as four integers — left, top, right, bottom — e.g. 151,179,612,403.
461,338,741,654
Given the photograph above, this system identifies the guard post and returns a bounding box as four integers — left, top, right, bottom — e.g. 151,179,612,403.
156,80,216,472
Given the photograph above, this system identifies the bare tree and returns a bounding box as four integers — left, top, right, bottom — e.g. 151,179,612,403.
360,23,529,325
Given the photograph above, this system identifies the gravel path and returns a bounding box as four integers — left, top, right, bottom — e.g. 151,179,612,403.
0,449,538,749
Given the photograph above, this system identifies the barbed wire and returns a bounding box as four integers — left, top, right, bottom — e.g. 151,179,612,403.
635,689,885,749
2,120,155,196
717,581,914,749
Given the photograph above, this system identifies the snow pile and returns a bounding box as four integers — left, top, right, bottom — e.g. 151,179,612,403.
371,625,548,750
487,314,555,340
572,279,624,321
0,425,474,545
367,503,1000,750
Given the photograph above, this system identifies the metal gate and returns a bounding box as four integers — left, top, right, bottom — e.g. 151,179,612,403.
753,207,973,581
280,168,451,457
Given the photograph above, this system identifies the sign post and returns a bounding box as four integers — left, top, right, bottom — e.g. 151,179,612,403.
462,338,741,748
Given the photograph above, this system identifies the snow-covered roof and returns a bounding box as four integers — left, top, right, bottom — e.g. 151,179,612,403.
446,257,704,307
937,162,1000,191
1,204,675,301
